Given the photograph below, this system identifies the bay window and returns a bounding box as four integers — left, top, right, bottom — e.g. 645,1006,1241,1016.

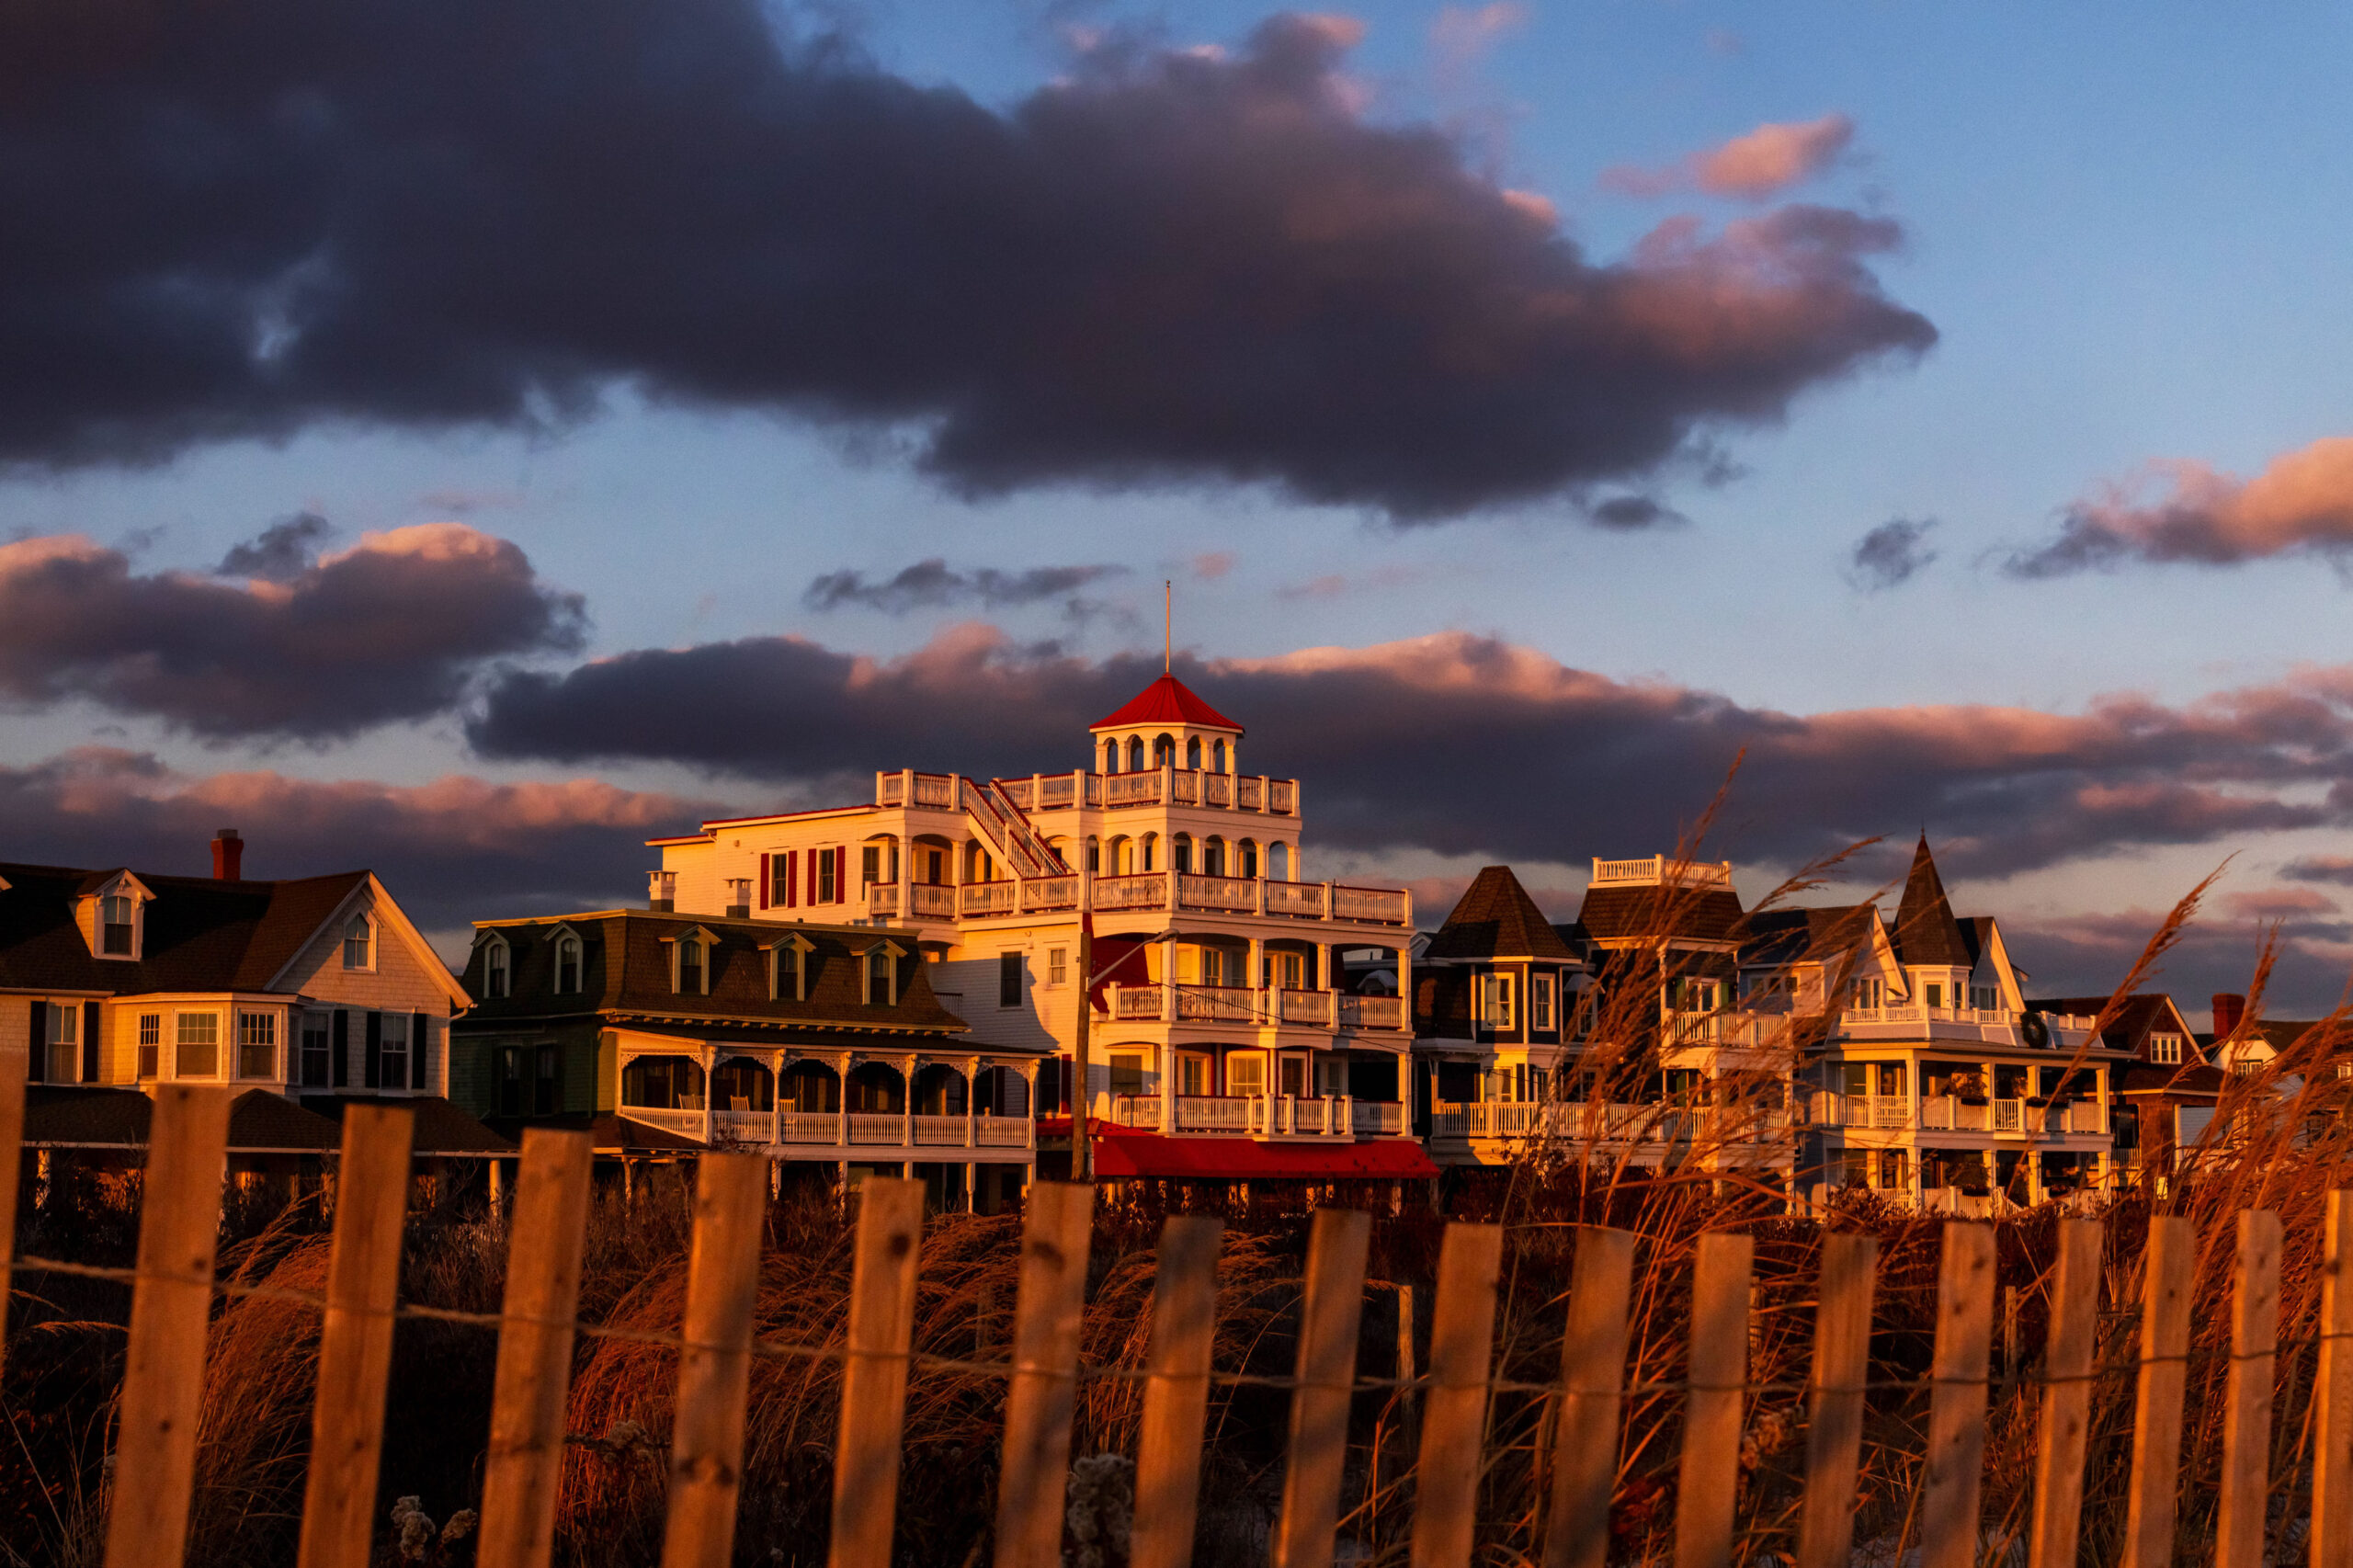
176,1011,221,1077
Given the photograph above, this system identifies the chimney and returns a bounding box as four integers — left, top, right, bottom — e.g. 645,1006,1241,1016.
2212,992,2246,1040
212,827,244,881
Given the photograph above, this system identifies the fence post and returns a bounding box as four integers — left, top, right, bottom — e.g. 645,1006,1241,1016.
1272,1207,1374,1568
475,1129,595,1568
1542,1226,1635,1568
1921,1222,1996,1568
1131,1215,1224,1568
1796,1233,1878,1568
297,1104,416,1568
100,1085,232,1568
2217,1210,2282,1568
993,1182,1097,1568
663,1154,772,1568
827,1176,927,1568
1412,1222,1505,1568
2314,1192,2353,1568
2028,1219,2103,1568
1674,1232,1755,1568
0,1036,23,1381
2121,1215,2195,1568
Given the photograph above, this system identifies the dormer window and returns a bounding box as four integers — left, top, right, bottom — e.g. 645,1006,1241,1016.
100,894,134,956
343,915,374,971
2150,1033,2183,1066
484,936,511,999
865,941,907,1006
555,934,582,994
767,933,813,1001
665,927,717,995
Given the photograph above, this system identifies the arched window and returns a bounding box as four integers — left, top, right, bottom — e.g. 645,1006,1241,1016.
554,934,582,994
483,937,510,999
1141,834,1158,873
1173,834,1193,873
1186,737,1202,768
1154,733,1176,767
1086,836,1101,873
1103,739,1120,773
1127,736,1144,770
1238,839,1259,879
1269,842,1291,881
1212,739,1227,773
1204,837,1226,876
343,915,373,971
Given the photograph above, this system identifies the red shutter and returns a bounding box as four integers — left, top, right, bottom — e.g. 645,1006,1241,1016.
758,853,770,909
805,846,816,906
835,846,847,903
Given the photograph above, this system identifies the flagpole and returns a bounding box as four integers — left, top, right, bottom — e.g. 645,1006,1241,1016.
1074,910,1094,1181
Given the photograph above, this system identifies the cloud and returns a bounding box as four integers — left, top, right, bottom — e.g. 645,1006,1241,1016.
2007,437,2353,576
0,747,717,932
0,3,1931,520
1587,494,1687,529
2007,908,2352,1024
1846,517,1938,591
466,622,2353,883
1189,552,1236,581
1272,564,1428,601
1604,114,1856,200
1430,4,1528,75
2283,855,2353,886
218,511,332,580
0,524,585,738
803,559,1128,615
2224,887,2339,920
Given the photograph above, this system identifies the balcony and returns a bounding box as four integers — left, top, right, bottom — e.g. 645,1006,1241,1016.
1107,1094,1408,1139
1104,983,1411,1032
928,870,1410,926
1804,1093,2109,1137
877,767,1299,817
1834,1006,2100,1048
626,1107,1036,1150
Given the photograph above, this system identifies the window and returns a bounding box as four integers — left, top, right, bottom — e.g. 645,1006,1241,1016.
773,942,805,1002
138,1013,162,1079
343,915,373,970
999,953,1024,1008
237,1011,278,1079
1239,840,1258,879
1109,1053,1145,1096
1971,985,2000,1011
535,1043,559,1116
1924,983,1944,1009
44,1004,78,1083
379,1013,409,1088
484,938,510,999
1531,973,1556,1031
555,935,582,994
1177,1054,1211,1096
1140,835,1156,873
1529,1067,1550,1100
1875,1149,1908,1190
100,893,134,956
675,935,707,994
301,1012,331,1087
2150,1034,2183,1065
770,851,796,907
1173,835,1192,873
1127,736,1143,770
1225,1053,1265,1097
1086,838,1100,873
816,849,838,903
1186,737,1201,768
862,845,882,887
176,1011,221,1077
1047,947,1067,986
497,1047,526,1118
1477,972,1518,1030
868,949,895,1006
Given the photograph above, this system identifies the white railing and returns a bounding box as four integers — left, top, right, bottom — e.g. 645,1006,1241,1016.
1093,872,1168,912
1813,1093,1911,1129
1265,880,1326,918
712,1109,770,1142
1113,986,1165,1021
1993,1099,2023,1132
1176,1096,1261,1131
781,1112,841,1144
849,1114,909,1144
1176,874,1256,914
961,881,1017,915
978,1115,1030,1147
1175,984,1257,1022
1354,1100,1405,1134
1275,988,1335,1025
910,883,957,918
1021,877,1079,913
912,772,955,807
913,1115,969,1145
1040,774,1077,808
1337,994,1406,1030
1587,856,1735,889
1330,885,1409,926
1203,773,1233,807
620,1107,706,1138
1109,1096,1161,1130
1291,1097,1330,1133
877,772,906,806
996,778,1033,809
868,885,899,916
1236,777,1264,809
1170,771,1199,805
1268,780,1297,813
1104,773,1163,807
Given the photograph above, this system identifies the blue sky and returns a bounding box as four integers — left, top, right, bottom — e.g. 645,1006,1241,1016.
4,0,2349,1014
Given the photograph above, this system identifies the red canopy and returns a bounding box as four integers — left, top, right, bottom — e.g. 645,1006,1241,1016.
1091,1130,1437,1180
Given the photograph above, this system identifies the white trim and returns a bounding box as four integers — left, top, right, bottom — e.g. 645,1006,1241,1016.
268,875,472,1010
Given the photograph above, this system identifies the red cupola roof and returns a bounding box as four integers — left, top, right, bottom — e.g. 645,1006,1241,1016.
1090,673,1244,734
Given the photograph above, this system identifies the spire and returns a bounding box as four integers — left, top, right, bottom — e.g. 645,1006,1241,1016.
1893,833,1972,966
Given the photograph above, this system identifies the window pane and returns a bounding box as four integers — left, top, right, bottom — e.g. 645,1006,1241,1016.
301,1014,332,1087
176,1012,220,1076
238,1012,278,1078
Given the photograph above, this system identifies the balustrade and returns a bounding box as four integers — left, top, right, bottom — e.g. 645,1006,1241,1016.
1336,994,1405,1029
868,885,900,916
912,1114,969,1145
1329,883,1409,925
976,1115,1030,1146
1275,988,1335,1025
1020,876,1079,913
849,1113,909,1144
1094,872,1169,913
1174,984,1257,1022
910,884,957,918
1175,873,1256,914
1264,879,1326,918
781,1112,841,1144
960,882,1016,915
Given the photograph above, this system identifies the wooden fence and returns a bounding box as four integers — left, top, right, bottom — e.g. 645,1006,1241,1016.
6,1083,2353,1568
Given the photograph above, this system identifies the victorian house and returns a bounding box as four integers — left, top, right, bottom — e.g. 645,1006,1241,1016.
643,670,1433,1186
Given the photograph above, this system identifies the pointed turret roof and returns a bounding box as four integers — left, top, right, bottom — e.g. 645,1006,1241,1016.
1427,866,1577,960
1090,673,1244,733
1892,835,1972,967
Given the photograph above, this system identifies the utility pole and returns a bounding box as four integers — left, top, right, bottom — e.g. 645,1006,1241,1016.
1074,912,1094,1181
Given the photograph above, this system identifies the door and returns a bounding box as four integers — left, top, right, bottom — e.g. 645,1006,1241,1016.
1279,1055,1306,1098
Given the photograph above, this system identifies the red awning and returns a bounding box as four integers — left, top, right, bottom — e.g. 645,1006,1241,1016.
1091,1130,1438,1180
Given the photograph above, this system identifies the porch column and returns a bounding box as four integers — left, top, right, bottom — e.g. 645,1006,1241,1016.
1247,936,1265,1021
903,1054,917,1150
1162,934,1179,1027
1397,943,1412,1033
1018,1060,1040,1151
964,1055,981,1148
772,1052,790,1148
898,833,913,926
966,1160,978,1212
836,1051,855,1149
1160,1043,1176,1135
700,1044,715,1146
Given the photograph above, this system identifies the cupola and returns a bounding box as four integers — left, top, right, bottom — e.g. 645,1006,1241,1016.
1090,673,1245,776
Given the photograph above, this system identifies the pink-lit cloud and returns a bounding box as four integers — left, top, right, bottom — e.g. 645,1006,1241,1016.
2010,436,2353,574
2225,886,2341,920
1604,114,1857,200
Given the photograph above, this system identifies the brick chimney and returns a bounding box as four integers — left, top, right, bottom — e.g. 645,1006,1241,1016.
2212,992,2246,1040
212,828,244,881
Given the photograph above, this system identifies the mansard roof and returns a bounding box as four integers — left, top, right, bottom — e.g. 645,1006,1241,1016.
1426,866,1577,961
1740,904,1879,968
1090,674,1244,734
1892,835,1972,967
0,860,373,995
1574,882,1746,946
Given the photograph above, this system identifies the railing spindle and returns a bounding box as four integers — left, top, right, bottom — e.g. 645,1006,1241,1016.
1542,1225,1634,1568
827,1176,927,1568
101,1085,232,1568
2121,1214,2195,1568
1674,1232,1754,1568
1131,1215,1224,1568
662,1154,771,1568
2217,1210,2281,1568
2314,1193,2353,1568
2028,1219,2103,1568
1796,1232,1878,1568
1272,1208,1373,1568
476,1129,595,1568
297,1104,415,1568
993,1182,1096,1568
1411,1222,1504,1568
1920,1222,1995,1568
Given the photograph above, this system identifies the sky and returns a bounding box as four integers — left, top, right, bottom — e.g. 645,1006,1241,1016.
4,0,2351,1021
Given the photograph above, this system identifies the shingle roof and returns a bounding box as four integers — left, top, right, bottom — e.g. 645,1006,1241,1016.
1574,883,1745,945
1089,674,1244,733
0,860,369,995
1426,867,1576,960
1892,835,1972,967
2029,994,2190,1057
300,1095,517,1155
1739,905,1877,968
22,1086,345,1152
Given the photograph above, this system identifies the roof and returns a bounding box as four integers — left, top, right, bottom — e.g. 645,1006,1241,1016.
457,911,968,1039
0,861,371,995
301,1095,517,1155
1740,905,1877,969
2117,1062,2227,1098
21,1086,346,1153
587,1112,710,1153
2029,994,2195,1058
1089,674,1244,734
1892,835,1972,968
1426,867,1577,961
1574,882,1746,945
1091,1129,1437,1180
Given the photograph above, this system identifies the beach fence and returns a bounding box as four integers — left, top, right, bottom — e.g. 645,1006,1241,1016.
5,1076,2353,1568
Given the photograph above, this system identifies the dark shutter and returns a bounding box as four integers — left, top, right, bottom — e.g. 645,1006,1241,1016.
363,1011,381,1089
83,1002,101,1083
26,1000,45,1083
412,1012,428,1090
332,1008,350,1087
758,854,770,909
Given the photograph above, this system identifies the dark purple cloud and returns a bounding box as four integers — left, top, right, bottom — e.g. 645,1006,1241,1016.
2284,855,2353,886
0,0,1933,519
804,560,1128,616
1846,517,1938,591
0,525,584,738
